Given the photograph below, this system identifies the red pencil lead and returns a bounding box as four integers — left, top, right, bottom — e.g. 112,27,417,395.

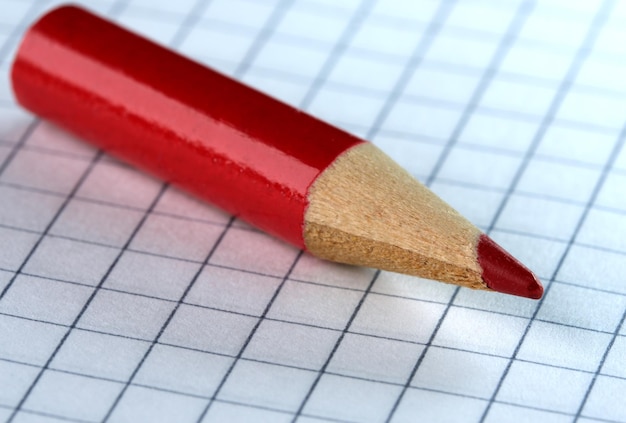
477,234,544,299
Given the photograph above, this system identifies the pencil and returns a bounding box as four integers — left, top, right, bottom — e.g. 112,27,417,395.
10,5,543,299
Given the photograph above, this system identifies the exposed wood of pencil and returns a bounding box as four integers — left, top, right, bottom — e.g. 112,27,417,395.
304,142,489,290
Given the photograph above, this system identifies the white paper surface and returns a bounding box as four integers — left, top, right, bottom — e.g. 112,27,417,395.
1,0,625,422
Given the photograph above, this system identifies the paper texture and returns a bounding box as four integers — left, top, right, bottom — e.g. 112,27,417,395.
1,0,625,422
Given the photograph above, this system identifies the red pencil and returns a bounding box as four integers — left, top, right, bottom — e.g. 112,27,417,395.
11,5,543,299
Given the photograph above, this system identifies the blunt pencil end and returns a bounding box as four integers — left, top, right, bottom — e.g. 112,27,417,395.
477,234,543,299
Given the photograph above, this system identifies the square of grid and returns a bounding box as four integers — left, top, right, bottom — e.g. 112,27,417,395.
424,32,499,70
0,143,10,165
210,227,299,277
437,147,521,189
0,0,31,25
185,265,281,316
134,344,233,397
496,194,584,240
268,280,363,330
596,172,626,211
130,213,224,262
107,385,207,423
454,286,539,319
253,37,330,80
517,158,600,203
50,329,149,381
23,236,118,286
496,361,592,413
0,269,12,293
327,53,405,93
518,321,612,371
160,304,257,355
24,122,96,159
153,186,229,225
0,227,40,270
372,271,456,304
582,375,626,422
327,333,424,384
0,62,14,103
203,0,275,29
50,199,145,248
615,143,626,171
412,346,509,399
23,370,122,422
601,335,626,378
383,100,462,140
537,283,626,333
405,67,481,105
76,159,162,209
0,185,64,232
490,229,567,281
393,388,486,423
243,319,339,370
303,374,402,423
433,306,528,356
77,290,174,339
593,24,626,56
430,181,504,228
0,275,92,326
243,69,310,106
203,402,291,423
351,294,446,343
577,208,626,252
117,8,182,46
349,17,423,58
446,3,517,35
179,25,254,68
373,136,443,180
499,45,572,81
371,0,439,23
536,123,617,165
276,5,347,44
217,360,316,412
308,88,384,129
562,245,620,294
0,149,91,195
484,403,573,423
0,360,39,408
480,78,556,116
0,315,65,366
556,89,626,130
105,251,200,300
517,13,590,49
130,0,196,14
0,106,32,143
290,253,375,291
459,111,538,153
576,59,626,93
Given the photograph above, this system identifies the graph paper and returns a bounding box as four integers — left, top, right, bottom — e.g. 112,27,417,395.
1,0,625,422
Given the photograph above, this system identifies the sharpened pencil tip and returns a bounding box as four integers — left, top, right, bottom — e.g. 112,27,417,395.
477,234,543,299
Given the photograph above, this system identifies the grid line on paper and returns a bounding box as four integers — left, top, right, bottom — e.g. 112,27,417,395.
0,150,102,301
2,0,626,422
198,251,305,420
480,1,618,419
97,1,223,419
386,1,536,420
425,0,535,187
5,182,168,422
292,271,381,420
364,0,454,142
297,0,377,110
575,309,626,420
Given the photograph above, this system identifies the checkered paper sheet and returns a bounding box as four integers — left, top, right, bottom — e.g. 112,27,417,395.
1,0,626,422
